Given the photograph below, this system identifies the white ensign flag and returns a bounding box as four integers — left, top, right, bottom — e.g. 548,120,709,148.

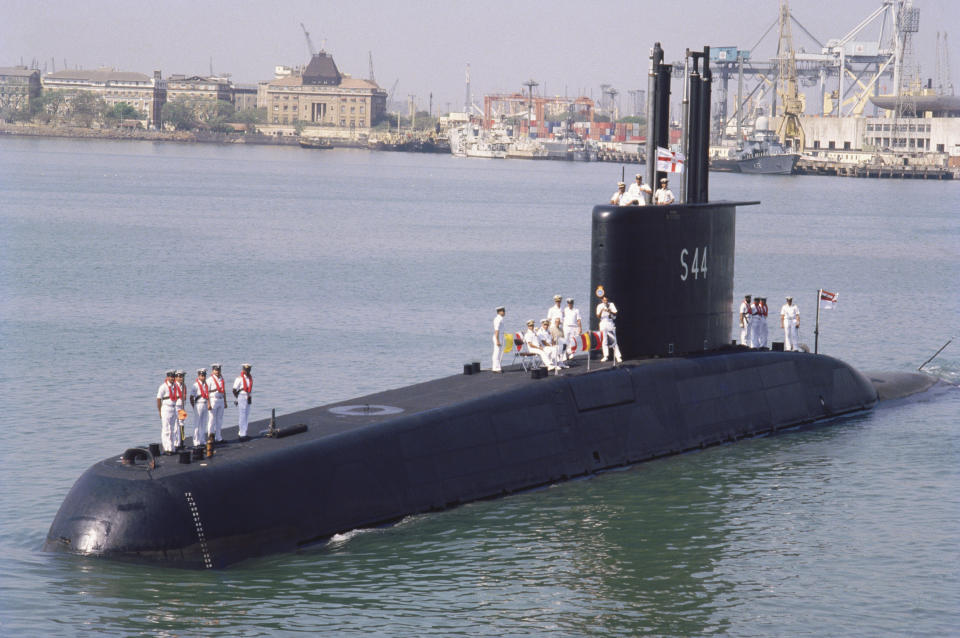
656,147,685,173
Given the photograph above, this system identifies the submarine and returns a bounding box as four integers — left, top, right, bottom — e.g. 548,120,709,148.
44,45,941,569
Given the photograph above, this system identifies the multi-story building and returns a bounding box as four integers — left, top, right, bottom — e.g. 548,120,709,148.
233,84,258,112
166,75,232,106
0,66,41,111
259,52,386,129
42,68,164,127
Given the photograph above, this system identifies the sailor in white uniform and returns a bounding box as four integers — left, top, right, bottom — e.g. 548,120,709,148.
596,295,622,363
233,363,253,440
625,173,651,205
739,294,752,346
780,296,800,351
156,370,180,453
174,370,187,448
492,306,506,373
757,297,769,349
750,296,762,348
654,178,676,205
206,363,227,442
524,319,558,371
562,297,583,361
189,368,210,447
610,182,630,206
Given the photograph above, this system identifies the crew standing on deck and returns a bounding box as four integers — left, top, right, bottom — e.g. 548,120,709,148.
739,294,752,346
547,295,563,326
654,178,676,205
189,368,210,447
492,306,506,373
626,173,651,205
596,295,623,363
750,296,762,348
562,297,582,361
233,363,253,441
610,182,629,206
207,363,226,442
758,297,769,349
780,296,800,351
174,370,187,448
156,370,181,453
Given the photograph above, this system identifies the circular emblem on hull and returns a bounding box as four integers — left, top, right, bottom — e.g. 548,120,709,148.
328,404,404,416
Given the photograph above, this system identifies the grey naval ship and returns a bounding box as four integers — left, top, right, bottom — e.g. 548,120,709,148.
44,44,941,569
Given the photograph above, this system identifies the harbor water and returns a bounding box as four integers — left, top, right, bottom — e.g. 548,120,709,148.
1,137,958,636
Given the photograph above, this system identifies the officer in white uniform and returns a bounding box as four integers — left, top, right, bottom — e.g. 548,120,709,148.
610,182,629,206
780,296,800,351
206,363,227,442
547,295,563,326
654,178,676,205
562,297,582,360
524,319,558,371
492,306,506,373
539,318,567,369
739,294,752,346
596,295,622,363
233,363,253,440
189,368,210,447
625,173,651,205
156,370,180,453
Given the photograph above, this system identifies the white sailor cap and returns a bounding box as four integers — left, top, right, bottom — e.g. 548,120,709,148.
617,181,626,187
175,369,185,376
635,173,643,179
241,363,252,370
496,306,505,312
211,363,221,370
553,294,562,301
785,295,793,300
660,177,668,183
526,319,535,326
566,297,574,303
541,318,549,324
165,370,176,378
197,368,207,375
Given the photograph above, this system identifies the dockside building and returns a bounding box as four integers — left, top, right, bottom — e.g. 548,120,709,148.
0,67,41,111
258,52,386,129
41,68,165,127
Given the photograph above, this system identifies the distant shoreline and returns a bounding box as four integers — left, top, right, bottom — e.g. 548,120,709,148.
0,122,299,146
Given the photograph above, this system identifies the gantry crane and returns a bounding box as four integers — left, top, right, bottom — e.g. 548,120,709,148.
775,0,806,150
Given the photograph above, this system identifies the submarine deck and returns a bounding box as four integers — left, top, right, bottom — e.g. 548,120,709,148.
111,356,630,478
103,351,934,482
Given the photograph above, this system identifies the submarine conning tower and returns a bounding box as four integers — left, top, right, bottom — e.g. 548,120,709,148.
591,44,756,359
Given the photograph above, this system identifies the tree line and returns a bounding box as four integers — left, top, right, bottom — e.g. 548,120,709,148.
1,89,264,132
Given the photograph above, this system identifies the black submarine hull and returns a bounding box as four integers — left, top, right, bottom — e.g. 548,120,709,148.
45,350,877,568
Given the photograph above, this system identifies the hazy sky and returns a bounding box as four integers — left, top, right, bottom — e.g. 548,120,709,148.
4,0,958,113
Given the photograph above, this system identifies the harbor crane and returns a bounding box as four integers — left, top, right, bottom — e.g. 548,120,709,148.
775,0,805,150
300,22,317,57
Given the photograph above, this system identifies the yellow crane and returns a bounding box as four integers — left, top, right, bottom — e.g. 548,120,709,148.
775,0,806,151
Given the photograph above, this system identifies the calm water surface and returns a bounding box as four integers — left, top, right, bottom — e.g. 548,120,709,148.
1,137,958,636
